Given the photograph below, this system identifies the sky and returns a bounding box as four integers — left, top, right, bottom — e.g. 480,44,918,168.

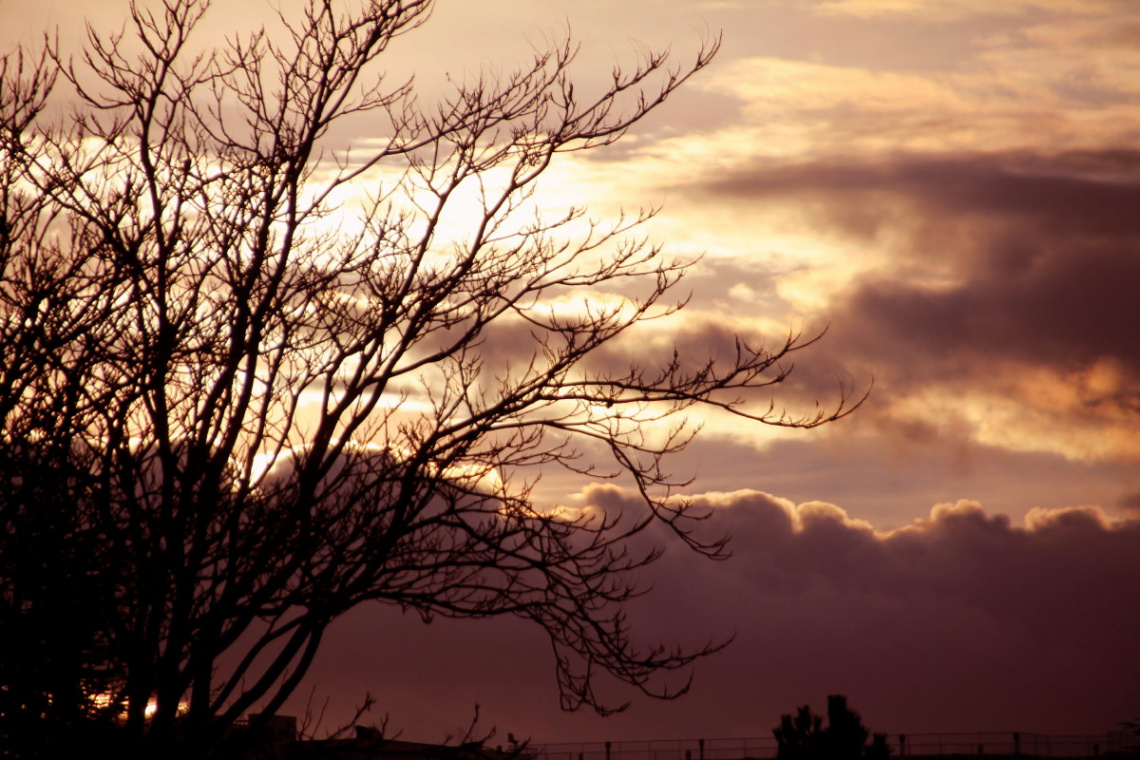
5,0,1140,746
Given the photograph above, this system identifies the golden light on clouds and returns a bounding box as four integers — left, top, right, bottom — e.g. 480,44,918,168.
886,365,1140,464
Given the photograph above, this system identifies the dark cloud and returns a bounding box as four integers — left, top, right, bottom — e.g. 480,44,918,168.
696,150,1140,246
832,243,1140,373
293,486,1140,742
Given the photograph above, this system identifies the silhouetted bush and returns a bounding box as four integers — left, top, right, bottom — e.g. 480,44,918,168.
773,695,890,760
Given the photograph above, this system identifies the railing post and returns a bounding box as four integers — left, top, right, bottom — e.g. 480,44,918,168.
606,742,612,760
1013,732,1020,757
899,735,906,757
699,739,704,760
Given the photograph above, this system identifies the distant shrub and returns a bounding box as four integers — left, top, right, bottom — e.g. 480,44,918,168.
772,695,889,760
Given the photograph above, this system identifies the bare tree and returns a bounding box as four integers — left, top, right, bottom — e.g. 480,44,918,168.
0,0,860,755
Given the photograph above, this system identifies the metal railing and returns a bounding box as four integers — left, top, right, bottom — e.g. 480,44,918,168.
534,738,776,760
891,732,1135,757
533,732,1137,760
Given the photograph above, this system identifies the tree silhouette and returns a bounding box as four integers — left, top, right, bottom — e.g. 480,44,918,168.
0,0,860,755
774,705,825,760
773,696,889,760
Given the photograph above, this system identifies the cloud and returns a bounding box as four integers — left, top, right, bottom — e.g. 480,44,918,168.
299,483,1140,740
813,0,1116,21
628,487,1140,733
455,148,1140,469
609,5,1140,180
684,149,1140,463
701,151,1140,246
1120,491,1140,515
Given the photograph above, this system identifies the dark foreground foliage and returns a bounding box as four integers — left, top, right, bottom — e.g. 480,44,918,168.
773,695,890,760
